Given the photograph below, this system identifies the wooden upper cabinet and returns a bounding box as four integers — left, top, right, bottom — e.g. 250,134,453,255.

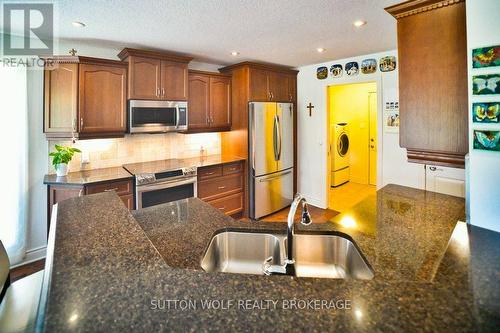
287,74,297,103
78,63,127,134
161,60,188,100
386,0,468,167
43,56,127,139
118,48,192,101
128,56,161,99
188,73,210,129
268,71,289,102
186,70,231,132
44,63,78,135
249,68,270,101
245,65,297,102
210,76,231,128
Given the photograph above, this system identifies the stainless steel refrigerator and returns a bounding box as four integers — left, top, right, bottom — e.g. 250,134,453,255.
249,102,294,219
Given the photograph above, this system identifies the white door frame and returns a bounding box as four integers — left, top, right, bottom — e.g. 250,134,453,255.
325,78,384,207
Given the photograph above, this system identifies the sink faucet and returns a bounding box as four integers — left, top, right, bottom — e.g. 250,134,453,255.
285,193,312,274
263,193,312,276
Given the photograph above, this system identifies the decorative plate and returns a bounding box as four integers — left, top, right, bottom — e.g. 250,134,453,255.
379,56,396,72
472,102,500,123
472,74,500,95
473,130,500,151
330,64,343,78
317,66,328,80
472,45,500,68
361,59,377,74
345,62,359,76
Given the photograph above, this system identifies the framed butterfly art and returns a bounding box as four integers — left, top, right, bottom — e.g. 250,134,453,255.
472,74,500,95
472,45,500,68
473,130,500,152
472,102,500,123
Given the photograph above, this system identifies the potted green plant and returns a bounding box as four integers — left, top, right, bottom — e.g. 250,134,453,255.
49,144,81,177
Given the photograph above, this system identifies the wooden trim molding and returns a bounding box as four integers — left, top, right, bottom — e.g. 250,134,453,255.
219,61,299,74
406,149,465,168
188,69,231,77
117,48,193,63
42,56,126,67
385,0,464,19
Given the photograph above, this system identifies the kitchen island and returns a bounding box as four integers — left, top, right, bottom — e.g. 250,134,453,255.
35,185,500,332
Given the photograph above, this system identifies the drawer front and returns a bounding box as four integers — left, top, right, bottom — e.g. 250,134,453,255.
207,192,243,215
198,173,243,200
198,165,223,180
120,194,135,210
86,179,133,196
223,161,243,175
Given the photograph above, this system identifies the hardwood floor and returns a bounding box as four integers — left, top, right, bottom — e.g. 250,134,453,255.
10,259,45,283
329,182,376,213
241,205,339,224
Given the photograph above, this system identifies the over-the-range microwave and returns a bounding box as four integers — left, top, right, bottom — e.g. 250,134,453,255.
128,100,188,133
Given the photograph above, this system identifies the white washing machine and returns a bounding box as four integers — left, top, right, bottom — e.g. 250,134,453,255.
331,123,350,187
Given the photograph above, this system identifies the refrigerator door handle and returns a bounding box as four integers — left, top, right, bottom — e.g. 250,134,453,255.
273,115,279,161
276,114,282,161
250,103,256,172
258,170,293,182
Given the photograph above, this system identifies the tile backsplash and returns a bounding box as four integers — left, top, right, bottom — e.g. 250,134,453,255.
48,133,221,173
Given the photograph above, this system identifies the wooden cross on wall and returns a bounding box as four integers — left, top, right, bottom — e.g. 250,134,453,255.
307,102,314,117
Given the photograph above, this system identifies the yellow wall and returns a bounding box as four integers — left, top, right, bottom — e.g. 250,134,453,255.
328,82,377,184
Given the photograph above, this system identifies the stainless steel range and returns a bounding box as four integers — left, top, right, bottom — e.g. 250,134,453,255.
123,160,197,209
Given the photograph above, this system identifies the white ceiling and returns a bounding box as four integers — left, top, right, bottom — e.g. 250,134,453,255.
54,0,400,67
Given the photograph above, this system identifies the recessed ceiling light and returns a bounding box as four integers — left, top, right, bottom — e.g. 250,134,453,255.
72,21,86,27
317,48,326,53
353,20,367,28
230,51,239,56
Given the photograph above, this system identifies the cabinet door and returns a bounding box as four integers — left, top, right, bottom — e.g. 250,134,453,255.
268,71,289,102
287,74,297,103
209,76,231,129
249,68,270,101
161,60,188,100
188,73,210,130
44,63,78,134
47,185,84,233
79,64,127,134
128,56,161,99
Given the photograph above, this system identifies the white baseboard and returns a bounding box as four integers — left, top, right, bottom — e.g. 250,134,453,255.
11,246,47,268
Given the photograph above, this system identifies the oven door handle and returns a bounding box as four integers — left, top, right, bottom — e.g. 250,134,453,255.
136,177,197,193
175,105,180,128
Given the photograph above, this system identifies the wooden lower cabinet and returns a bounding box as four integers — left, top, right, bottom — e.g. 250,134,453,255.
197,161,245,216
207,192,244,216
47,179,134,234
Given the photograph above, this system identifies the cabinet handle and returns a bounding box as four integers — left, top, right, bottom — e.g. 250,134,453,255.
218,207,226,211
229,167,236,171
204,172,215,176
218,186,226,190
104,188,119,192
80,117,83,129
162,88,165,96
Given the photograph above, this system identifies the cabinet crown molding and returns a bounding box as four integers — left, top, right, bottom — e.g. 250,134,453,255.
42,55,126,67
385,0,463,19
118,48,193,63
219,61,298,75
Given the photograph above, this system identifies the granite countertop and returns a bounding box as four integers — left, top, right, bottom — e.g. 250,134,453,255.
43,166,133,185
123,154,245,175
36,185,500,332
43,154,245,185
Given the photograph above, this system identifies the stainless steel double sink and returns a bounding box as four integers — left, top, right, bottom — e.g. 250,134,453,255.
201,231,374,280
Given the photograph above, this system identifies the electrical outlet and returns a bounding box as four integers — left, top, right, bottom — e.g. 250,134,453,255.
81,150,90,165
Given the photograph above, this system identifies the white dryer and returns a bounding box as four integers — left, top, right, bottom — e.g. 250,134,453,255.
331,123,350,187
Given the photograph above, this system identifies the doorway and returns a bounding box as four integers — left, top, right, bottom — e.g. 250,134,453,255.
327,82,377,212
